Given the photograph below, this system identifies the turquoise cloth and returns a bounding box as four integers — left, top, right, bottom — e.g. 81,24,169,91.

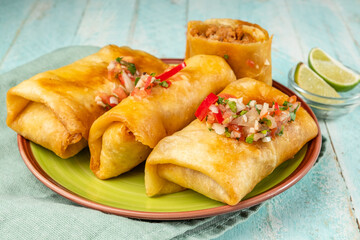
0,46,262,239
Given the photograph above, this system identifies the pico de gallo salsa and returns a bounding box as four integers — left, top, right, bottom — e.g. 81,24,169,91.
195,93,300,143
95,58,186,109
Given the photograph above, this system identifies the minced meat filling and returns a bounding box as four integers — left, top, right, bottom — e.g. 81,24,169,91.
190,24,257,43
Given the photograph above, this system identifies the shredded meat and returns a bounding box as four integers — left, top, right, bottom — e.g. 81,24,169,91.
191,24,256,43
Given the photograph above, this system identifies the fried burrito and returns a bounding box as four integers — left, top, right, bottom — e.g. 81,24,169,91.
145,78,318,205
6,45,168,158
186,18,273,85
88,55,237,179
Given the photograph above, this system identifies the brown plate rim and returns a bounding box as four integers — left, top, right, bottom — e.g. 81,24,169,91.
18,58,322,220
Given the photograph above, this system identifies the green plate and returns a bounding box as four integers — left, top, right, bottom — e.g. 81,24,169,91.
29,141,307,212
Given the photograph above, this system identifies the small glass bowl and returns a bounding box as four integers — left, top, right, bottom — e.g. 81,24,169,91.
288,66,360,119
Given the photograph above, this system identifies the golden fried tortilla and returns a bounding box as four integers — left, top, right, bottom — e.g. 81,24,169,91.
6,45,168,158
145,78,318,205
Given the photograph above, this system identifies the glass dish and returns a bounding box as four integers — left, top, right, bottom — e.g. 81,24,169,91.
288,66,360,119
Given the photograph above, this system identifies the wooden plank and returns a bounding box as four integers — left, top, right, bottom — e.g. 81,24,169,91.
0,0,37,71
284,0,360,225
218,122,359,239
71,0,136,47
130,0,187,58
326,0,360,222
0,0,88,74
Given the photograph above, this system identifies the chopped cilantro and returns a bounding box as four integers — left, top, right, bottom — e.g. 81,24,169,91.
240,110,248,116
208,128,213,131
159,81,169,88
279,106,288,111
134,77,140,86
116,57,123,63
150,72,156,76
225,127,231,137
277,125,285,136
261,130,268,135
217,96,225,104
255,105,261,114
224,54,229,60
290,112,296,121
233,114,240,118
227,101,237,113
127,63,137,75
294,104,300,113
245,134,254,144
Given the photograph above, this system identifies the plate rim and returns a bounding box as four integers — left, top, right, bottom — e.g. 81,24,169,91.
17,58,322,220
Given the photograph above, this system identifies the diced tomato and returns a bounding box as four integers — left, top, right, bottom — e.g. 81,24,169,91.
113,87,128,101
206,112,216,124
288,95,297,104
218,93,236,100
144,76,153,89
195,93,219,121
131,88,148,100
99,93,117,107
246,59,255,68
156,62,186,81
117,73,125,86
228,124,242,132
270,128,277,139
223,109,233,120
238,132,246,141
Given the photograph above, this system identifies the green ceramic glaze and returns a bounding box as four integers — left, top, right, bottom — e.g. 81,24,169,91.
30,142,307,212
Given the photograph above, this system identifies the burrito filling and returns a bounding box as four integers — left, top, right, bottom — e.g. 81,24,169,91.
190,24,266,43
195,93,300,143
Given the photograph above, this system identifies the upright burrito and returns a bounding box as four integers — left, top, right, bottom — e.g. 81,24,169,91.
186,18,272,85
6,45,168,158
145,78,318,205
88,55,237,179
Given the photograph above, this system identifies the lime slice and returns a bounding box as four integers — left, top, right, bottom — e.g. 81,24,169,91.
294,62,343,104
308,48,360,91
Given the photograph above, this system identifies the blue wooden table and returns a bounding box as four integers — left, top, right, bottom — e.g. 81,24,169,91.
1,0,359,239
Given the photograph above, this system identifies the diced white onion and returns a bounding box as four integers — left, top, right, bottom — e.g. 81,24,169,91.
212,123,226,135
262,136,272,142
259,103,269,117
249,127,255,134
256,104,263,110
231,131,241,139
249,100,256,108
243,115,248,123
209,104,219,114
109,96,118,105
254,120,259,131
122,72,135,93
107,61,116,71
95,96,106,107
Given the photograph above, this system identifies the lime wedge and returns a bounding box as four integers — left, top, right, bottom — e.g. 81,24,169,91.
294,62,343,104
308,48,360,91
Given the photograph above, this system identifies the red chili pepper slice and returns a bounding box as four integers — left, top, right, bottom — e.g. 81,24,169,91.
195,93,219,121
155,62,186,82
274,102,281,115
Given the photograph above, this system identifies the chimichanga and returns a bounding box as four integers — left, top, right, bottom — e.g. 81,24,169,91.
88,55,237,179
145,78,318,205
186,18,273,85
6,45,168,158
